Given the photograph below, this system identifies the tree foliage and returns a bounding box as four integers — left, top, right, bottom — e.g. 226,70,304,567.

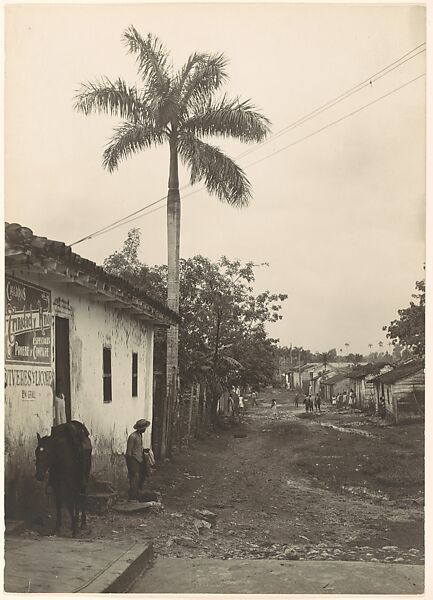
103,230,287,387
384,278,425,357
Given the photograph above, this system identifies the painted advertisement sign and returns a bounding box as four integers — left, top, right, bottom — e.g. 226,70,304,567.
5,277,52,365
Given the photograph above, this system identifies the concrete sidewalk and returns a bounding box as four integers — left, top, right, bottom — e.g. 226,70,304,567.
132,557,424,595
4,535,153,593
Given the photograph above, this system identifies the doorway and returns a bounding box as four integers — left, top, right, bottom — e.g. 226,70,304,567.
55,316,71,422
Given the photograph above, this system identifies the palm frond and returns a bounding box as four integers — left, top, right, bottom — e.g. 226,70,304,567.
102,120,166,172
74,77,145,120
174,52,210,94
180,53,229,113
183,95,271,142
122,26,170,97
178,133,251,207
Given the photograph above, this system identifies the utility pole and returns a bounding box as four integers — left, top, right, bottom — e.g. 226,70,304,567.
290,344,293,389
298,347,302,392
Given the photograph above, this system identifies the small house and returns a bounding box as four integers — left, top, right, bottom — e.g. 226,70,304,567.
5,223,178,519
320,372,351,402
371,361,425,424
348,362,393,410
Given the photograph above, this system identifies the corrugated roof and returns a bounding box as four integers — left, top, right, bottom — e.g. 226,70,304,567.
370,361,424,385
5,222,179,326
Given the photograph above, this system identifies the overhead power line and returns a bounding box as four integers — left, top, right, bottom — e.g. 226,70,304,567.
69,43,425,247
84,72,425,240
243,73,425,169
236,45,426,161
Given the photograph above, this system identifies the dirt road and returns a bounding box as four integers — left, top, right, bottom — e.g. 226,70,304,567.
91,387,424,567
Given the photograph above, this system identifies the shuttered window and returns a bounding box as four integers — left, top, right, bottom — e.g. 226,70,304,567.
132,353,138,397
103,347,112,403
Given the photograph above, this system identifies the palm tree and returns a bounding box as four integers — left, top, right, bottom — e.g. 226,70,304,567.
74,27,270,453
320,351,330,372
344,342,349,355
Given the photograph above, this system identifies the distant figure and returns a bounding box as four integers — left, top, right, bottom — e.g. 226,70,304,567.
342,391,348,408
303,396,309,413
349,389,355,408
294,393,299,408
317,393,321,412
239,396,245,415
53,391,67,426
331,394,337,407
379,396,386,418
271,399,278,418
309,395,314,413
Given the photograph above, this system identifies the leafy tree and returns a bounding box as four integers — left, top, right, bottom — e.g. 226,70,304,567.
384,278,425,357
346,353,363,365
319,351,331,371
74,26,271,417
104,231,286,423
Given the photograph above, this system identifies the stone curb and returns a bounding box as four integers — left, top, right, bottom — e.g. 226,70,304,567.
74,541,154,593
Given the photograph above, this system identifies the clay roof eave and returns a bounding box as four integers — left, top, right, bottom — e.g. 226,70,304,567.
5,223,180,327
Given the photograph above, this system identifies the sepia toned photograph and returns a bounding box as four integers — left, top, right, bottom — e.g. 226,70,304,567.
3,2,426,594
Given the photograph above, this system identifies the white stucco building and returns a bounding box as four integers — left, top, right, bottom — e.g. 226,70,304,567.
5,222,178,518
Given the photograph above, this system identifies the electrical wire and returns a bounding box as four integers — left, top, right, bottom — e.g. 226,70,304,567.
83,73,425,239
235,46,426,160
69,43,425,246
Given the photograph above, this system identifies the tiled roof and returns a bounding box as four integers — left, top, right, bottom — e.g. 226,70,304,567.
5,222,179,326
348,362,393,379
321,373,351,385
370,361,424,384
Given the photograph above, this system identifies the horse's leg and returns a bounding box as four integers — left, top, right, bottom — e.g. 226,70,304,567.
66,493,79,537
80,490,87,529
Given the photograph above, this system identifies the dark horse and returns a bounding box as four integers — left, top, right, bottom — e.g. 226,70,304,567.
35,420,92,537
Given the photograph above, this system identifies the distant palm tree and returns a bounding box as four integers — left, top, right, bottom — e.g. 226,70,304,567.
321,351,330,371
344,342,349,355
368,343,373,352
74,27,270,451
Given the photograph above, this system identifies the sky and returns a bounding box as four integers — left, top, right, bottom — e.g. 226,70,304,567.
4,2,426,355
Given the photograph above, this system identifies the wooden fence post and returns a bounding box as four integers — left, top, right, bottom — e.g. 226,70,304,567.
187,384,194,443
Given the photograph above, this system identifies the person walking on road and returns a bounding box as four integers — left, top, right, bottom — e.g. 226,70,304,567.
316,392,321,412
294,393,299,408
271,399,278,418
126,419,151,500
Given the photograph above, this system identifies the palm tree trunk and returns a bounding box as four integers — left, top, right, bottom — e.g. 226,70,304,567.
162,133,181,458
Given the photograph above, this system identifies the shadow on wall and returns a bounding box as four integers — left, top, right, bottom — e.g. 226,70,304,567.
5,452,47,522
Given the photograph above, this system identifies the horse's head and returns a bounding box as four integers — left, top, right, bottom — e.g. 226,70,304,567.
35,433,54,482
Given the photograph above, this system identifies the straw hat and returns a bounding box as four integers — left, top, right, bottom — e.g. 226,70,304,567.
133,419,151,430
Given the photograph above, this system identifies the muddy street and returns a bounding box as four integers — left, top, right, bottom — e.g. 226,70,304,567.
89,387,424,578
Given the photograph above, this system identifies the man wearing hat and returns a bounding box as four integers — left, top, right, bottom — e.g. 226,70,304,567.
125,419,151,500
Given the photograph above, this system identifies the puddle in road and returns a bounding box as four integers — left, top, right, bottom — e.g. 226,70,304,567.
320,423,376,438
341,484,389,501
